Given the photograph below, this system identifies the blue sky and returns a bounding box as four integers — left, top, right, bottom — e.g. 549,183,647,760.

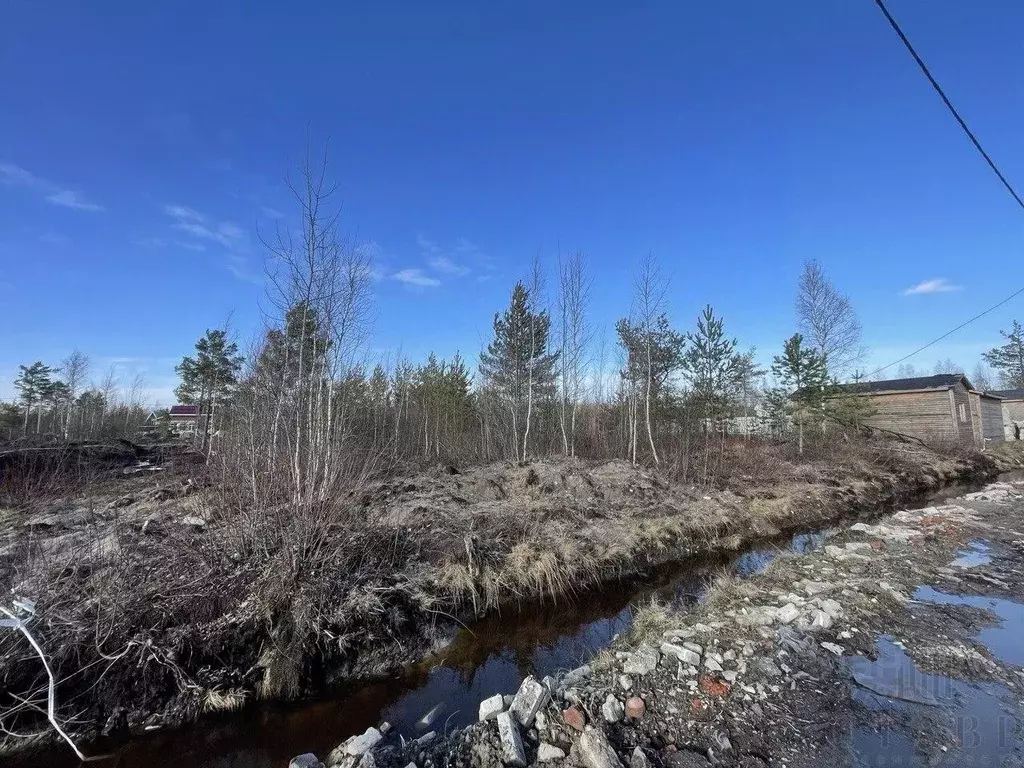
3,1,1024,404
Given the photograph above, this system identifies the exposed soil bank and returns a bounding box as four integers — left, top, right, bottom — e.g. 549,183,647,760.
1,440,1022,758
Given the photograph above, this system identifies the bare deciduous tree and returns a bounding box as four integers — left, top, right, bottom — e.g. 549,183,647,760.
796,259,864,379
557,250,592,457
59,350,89,439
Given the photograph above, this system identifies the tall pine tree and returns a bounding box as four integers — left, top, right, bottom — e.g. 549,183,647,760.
479,282,559,460
14,361,55,434
771,333,828,455
175,329,243,450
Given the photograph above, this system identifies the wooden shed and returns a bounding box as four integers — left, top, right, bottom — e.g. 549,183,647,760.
989,388,1024,440
832,374,1004,448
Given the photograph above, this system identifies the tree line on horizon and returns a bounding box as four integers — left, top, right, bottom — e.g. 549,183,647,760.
5,150,1024,490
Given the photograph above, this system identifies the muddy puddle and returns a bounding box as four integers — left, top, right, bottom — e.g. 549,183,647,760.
1,478,1007,768
849,539,1024,766
848,637,1022,766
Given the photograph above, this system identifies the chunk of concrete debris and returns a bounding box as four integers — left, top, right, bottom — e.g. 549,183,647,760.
601,693,624,723
618,674,633,691
339,727,382,757
704,656,723,672
479,693,506,722
289,755,324,768
496,711,526,767
578,726,623,768
562,664,592,687
820,642,844,656
775,603,801,624
754,658,782,677
538,743,566,762
660,642,700,666
810,610,833,630
536,711,548,731
817,598,843,619
510,675,550,726
801,580,829,596
630,746,650,768
623,644,661,676
181,515,207,528
736,607,775,627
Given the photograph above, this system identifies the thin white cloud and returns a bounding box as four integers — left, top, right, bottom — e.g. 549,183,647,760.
393,268,441,288
260,206,285,219
164,204,246,249
415,233,483,278
163,204,204,221
46,190,105,211
175,241,207,252
902,278,962,296
1,162,105,212
0,163,40,187
429,255,471,276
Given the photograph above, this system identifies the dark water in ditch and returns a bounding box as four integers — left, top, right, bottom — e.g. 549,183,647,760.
6,479,1012,768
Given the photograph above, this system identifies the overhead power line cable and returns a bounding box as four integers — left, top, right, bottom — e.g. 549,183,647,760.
866,0,1024,378
873,0,1024,212
868,286,1024,378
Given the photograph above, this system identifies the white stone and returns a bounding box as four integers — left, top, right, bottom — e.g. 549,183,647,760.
623,645,661,675
562,665,591,686
538,743,566,762
601,694,624,723
496,711,526,767
631,746,650,768
806,610,831,630
510,676,550,726
801,580,829,596
683,641,703,654
817,599,843,619
289,755,324,768
535,711,548,731
704,656,723,672
479,693,506,722
341,728,382,757
618,674,633,691
578,726,622,768
821,642,845,656
775,603,801,624
660,642,700,666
